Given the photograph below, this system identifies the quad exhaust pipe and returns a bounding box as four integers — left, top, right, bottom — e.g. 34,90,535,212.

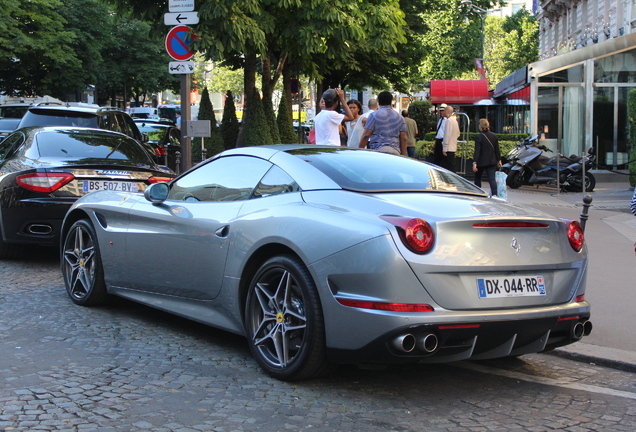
392,333,439,354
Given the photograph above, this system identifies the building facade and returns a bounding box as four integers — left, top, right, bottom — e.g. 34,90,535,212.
496,0,636,170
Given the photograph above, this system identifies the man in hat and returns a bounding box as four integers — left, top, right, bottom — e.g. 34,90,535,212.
433,104,447,166
314,88,354,146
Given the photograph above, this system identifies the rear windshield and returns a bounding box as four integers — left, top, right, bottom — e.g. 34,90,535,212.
20,110,99,128
34,129,155,167
289,147,486,195
0,106,29,119
136,124,168,143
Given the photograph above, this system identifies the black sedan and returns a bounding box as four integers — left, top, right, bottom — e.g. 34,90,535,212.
0,126,175,259
134,120,181,171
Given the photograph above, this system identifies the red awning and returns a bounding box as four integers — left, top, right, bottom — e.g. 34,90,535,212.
430,80,490,104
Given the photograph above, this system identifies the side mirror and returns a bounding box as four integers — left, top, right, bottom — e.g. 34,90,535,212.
144,182,169,205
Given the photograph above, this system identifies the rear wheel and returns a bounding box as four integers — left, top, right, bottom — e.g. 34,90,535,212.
565,172,596,192
506,169,524,189
61,219,109,306
245,255,331,381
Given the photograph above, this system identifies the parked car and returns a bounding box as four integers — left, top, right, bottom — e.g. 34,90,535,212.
60,145,591,381
0,126,175,259
134,119,181,171
0,103,31,142
18,103,147,144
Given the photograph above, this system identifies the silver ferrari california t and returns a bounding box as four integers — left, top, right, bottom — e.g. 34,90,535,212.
60,145,592,380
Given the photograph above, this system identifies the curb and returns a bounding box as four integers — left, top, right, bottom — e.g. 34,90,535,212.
546,344,636,373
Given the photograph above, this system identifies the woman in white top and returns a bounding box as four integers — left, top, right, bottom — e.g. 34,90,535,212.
345,99,363,148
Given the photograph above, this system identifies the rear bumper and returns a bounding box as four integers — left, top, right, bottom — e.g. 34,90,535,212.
327,310,592,365
1,197,75,245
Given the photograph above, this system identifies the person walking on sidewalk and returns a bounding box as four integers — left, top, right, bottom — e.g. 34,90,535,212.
402,109,419,158
473,119,501,196
442,105,460,172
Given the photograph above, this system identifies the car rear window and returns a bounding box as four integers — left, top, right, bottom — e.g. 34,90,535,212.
289,147,486,195
34,130,156,166
20,109,99,128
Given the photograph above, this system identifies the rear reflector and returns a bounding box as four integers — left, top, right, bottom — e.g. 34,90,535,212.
473,222,549,228
575,294,585,302
438,324,481,329
336,298,434,312
17,172,75,193
557,315,580,321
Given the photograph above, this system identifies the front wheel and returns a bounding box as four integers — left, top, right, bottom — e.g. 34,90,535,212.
506,169,524,189
245,255,331,381
61,219,109,306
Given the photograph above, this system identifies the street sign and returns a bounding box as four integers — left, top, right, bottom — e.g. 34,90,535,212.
168,61,195,74
169,0,194,13
165,25,195,61
164,12,199,26
187,120,211,138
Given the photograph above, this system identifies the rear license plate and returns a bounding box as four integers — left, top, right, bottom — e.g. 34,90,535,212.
83,180,138,193
477,276,546,299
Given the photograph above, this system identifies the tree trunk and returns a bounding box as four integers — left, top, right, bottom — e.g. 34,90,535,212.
237,50,257,147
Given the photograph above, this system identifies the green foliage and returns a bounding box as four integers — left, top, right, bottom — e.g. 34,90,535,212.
239,88,273,147
408,101,436,137
628,89,636,186
277,91,297,144
220,91,240,149
191,87,224,160
416,138,518,160
261,82,280,144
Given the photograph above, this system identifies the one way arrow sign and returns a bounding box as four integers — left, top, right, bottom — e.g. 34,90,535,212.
164,12,199,26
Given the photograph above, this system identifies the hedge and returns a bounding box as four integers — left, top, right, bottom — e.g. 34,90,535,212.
416,139,520,160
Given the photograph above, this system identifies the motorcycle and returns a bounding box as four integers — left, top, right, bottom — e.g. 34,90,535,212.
501,135,596,192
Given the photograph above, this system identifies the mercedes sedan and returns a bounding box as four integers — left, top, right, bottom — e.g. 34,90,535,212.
60,145,592,380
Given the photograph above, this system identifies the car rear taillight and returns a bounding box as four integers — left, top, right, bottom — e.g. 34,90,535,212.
336,298,434,312
380,216,435,254
16,172,75,193
147,176,172,184
564,219,584,251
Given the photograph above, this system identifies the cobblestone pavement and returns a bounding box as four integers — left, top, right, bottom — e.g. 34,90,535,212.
1,249,635,432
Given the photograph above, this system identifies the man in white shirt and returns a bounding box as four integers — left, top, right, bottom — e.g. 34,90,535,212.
314,88,354,146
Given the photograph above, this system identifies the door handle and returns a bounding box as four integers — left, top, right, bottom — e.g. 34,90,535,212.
215,225,229,238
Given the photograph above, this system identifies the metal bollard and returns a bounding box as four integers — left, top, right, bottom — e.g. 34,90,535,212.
579,194,593,232
164,144,168,166
201,147,207,161
175,151,181,175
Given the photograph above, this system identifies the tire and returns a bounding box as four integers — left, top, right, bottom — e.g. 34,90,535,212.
244,255,331,381
565,172,596,192
506,169,524,189
61,219,109,306
0,238,25,260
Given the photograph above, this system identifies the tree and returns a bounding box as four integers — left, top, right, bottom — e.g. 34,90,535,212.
191,87,225,160
0,0,78,97
261,82,280,144
277,91,297,144
408,100,436,138
240,88,272,146
220,91,240,149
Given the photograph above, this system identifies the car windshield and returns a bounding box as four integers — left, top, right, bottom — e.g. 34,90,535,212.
34,129,156,167
20,110,99,128
0,106,29,119
289,147,486,195
136,125,168,143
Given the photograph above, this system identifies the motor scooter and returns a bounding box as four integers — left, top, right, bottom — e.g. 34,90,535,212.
502,136,596,192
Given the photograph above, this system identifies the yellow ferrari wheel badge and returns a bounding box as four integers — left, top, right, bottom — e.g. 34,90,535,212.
276,312,284,323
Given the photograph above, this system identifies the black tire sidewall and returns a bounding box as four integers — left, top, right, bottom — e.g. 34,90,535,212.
245,255,326,381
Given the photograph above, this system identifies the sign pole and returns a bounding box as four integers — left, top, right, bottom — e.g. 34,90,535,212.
180,73,192,172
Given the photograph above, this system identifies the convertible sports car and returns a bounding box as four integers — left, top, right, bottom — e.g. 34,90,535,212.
60,145,592,380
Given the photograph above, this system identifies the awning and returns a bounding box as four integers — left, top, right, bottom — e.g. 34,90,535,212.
429,80,490,104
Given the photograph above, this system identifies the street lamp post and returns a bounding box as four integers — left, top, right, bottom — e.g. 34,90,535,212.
460,0,487,61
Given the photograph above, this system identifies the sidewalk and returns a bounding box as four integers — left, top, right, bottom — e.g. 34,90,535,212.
503,181,636,373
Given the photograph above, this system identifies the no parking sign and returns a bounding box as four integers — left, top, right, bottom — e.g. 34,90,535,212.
165,25,195,61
